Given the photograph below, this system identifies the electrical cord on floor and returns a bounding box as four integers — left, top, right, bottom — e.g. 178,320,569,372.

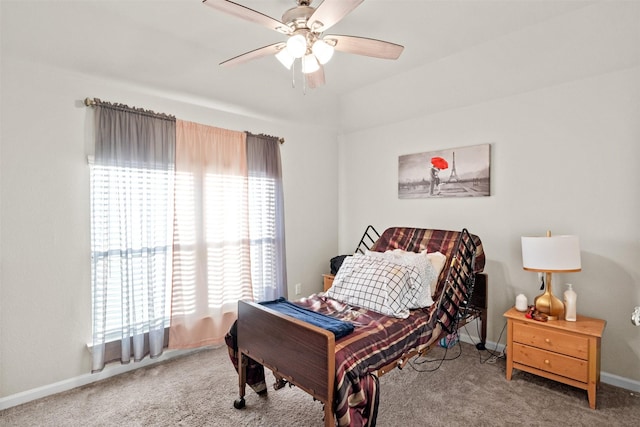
461,320,507,364
408,331,463,373
407,314,510,373
409,341,462,372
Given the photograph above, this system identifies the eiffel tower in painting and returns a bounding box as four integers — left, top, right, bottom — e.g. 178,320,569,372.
447,152,460,183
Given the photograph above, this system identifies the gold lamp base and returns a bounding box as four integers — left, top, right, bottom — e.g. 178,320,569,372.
534,272,565,320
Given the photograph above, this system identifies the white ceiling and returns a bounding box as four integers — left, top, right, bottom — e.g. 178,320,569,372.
2,0,597,126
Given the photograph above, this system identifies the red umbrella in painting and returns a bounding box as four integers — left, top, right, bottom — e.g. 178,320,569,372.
431,156,449,169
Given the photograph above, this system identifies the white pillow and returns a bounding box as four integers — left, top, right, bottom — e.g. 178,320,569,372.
389,249,438,308
426,251,447,296
366,249,436,309
325,254,421,318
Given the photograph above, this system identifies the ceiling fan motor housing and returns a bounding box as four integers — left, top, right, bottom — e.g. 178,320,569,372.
282,6,316,31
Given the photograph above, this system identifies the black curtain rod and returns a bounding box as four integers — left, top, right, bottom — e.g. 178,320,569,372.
84,97,175,121
84,97,284,144
248,132,285,145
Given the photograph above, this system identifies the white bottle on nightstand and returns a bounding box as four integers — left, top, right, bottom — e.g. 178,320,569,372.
564,283,577,321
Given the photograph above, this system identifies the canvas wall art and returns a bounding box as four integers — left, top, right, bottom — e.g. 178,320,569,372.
398,143,491,199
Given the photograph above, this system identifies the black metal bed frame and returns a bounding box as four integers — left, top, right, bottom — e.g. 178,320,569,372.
435,228,478,336
354,225,381,254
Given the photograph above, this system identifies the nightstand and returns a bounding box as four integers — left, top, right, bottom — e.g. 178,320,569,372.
322,274,334,292
504,307,606,409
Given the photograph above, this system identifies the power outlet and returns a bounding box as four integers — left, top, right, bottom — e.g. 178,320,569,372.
295,283,302,295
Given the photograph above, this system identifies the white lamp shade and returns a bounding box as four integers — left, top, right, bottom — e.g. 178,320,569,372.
286,34,307,58
302,53,320,74
311,39,334,64
521,235,581,272
275,49,295,69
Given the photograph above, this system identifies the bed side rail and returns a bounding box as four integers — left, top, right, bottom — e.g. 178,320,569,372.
435,228,478,335
354,225,381,254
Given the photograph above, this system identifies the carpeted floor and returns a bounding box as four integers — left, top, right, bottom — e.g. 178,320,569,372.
1,342,639,426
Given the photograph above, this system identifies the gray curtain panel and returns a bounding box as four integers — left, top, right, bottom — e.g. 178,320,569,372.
91,103,175,372
246,133,288,300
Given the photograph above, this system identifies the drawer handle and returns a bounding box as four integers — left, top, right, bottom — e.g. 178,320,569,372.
544,359,550,365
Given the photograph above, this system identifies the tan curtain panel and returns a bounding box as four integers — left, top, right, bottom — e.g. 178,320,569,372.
169,120,252,349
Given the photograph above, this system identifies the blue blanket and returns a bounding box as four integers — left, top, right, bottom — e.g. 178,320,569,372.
260,297,354,339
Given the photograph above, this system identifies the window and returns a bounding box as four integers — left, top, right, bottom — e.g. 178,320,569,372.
90,161,173,344
89,105,285,370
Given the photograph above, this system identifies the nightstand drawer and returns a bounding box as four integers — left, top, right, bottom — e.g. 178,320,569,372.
513,322,589,360
513,343,588,383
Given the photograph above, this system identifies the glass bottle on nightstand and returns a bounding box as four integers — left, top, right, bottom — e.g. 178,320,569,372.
564,283,577,321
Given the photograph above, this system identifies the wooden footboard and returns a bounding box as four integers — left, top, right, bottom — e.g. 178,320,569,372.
236,300,336,427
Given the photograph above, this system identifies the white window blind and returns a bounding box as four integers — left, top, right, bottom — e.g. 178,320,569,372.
90,162,173,344
248,174,278,302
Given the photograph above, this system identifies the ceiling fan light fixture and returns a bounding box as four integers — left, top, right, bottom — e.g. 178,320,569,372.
311,39,334,65
286,34,307,58
302,53,320,74
276,48,295,70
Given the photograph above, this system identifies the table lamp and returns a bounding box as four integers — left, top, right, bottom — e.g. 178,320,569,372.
521,231,581,320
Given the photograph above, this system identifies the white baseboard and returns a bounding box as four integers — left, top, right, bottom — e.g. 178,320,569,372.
458,331,640,393
600,371,640,393
2,337,639,412
0,347,202,411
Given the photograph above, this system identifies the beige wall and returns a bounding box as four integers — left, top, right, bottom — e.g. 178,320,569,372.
337,3,640,385
0,58,338,400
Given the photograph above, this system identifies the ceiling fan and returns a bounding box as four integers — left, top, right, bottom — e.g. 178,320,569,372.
203,0,404,88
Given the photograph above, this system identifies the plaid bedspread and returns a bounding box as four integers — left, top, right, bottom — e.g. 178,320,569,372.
325,228,483,426
372,228,484,276
296,295,442,427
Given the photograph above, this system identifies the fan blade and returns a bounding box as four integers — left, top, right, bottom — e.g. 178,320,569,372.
203,0,291,34
308,0,364,32
325,34,404,59
220,42,286,67
306,65,326,89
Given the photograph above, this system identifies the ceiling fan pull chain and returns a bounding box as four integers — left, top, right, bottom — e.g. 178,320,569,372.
302,60,307,95
291,60,296,89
